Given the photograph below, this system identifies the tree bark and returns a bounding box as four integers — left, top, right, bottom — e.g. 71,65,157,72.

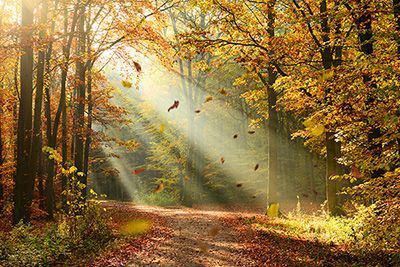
29,0,48,210
74,2,87,199
14,0,34,224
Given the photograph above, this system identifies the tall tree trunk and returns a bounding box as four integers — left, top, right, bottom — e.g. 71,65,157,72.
83,63,93,179
264,0,279,207
0,100,3,202
14,0,34,224
29,0,48,209
74,2,86,199
355,3,382,179
320,0,343,215
395,0,400,57
266,69,278,206
60,3,79,210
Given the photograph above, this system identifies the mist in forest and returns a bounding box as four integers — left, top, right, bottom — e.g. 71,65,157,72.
90,54,325,211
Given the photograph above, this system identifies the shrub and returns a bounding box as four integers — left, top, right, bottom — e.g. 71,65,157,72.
141,191,179,206
0,202,113,266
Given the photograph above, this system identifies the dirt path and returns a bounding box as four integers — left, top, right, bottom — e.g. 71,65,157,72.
91,203,395,267
122,205,259,267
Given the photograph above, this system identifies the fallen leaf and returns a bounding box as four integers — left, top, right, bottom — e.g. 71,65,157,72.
132,168,145,175
208,226,221,237
168,100,179,112
197,241,208,254
120,219,151,236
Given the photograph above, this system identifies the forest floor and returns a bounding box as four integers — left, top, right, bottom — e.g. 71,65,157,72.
88,202,394,267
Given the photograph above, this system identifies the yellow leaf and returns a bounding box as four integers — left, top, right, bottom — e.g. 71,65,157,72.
310,124,325,137
204,96,213,103
121,80,132,88
120,220,151,236
159,124,165,133
77,172,84,177
266,203,279,218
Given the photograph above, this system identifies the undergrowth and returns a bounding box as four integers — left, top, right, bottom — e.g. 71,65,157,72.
0,202,113,266
250,203,400,258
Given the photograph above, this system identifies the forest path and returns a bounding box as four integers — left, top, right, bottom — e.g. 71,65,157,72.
91,203,389,267
124,205,259,266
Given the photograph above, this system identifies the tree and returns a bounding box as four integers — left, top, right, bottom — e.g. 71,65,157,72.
14,0,34,223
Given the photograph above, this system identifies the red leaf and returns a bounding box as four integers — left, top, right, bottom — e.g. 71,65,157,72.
132,168,145,175
168,100,180,112
133,61,142,72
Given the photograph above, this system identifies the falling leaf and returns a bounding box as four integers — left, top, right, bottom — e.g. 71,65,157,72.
233,134,238,139
120,219,151,236
254,164,259,171
219,88,228,96
220,157,225,164
133,61,142,73
154,182,164,193
248,130,256,134
236,183,243,188
195,109,201,113
132,168,145,175
168,100,180,112
208,226,221,237
204,96,213,103
159,124,165,133
121,80,132,88
252,195,257,199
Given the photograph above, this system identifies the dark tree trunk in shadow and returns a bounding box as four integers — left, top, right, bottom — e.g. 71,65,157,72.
14,0,34,224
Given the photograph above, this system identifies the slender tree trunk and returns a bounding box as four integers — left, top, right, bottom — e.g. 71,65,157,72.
29,0,48,209
83,63,93,179
14,0,34,224
320,0,343,215
395,0,400,57
74,2,87,199
0,101,3,201
266,69,278,205
60,3,79,210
